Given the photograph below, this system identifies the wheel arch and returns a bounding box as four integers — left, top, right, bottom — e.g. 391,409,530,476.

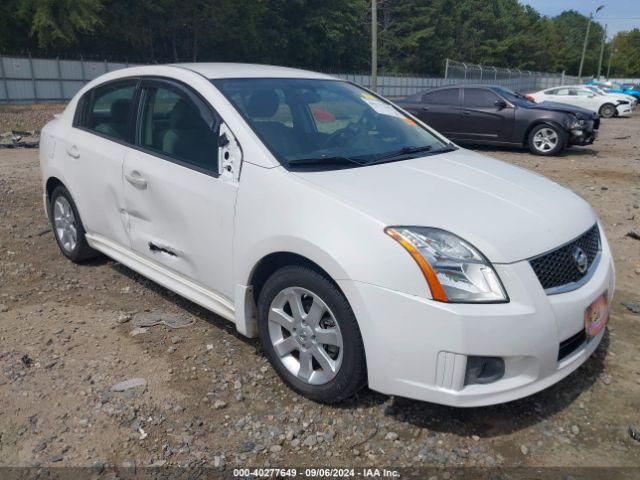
522,119,566,146
235,248,351,338
44,176,67,220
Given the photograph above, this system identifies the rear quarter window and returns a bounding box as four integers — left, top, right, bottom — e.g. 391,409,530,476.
422,89,459,105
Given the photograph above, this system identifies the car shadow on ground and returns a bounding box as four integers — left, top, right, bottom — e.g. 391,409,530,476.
87,257,608,433
107,261,261,351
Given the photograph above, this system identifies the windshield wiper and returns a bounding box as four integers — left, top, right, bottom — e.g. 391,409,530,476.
369,144,455,165
288,156,365,168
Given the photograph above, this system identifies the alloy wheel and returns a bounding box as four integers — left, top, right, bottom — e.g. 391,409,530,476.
53,196,78,253
533,128,559,153
267,287,343,385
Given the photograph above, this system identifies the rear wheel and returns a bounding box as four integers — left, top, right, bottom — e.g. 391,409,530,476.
527,124,565,156
257,265,367,403
599,103,616,118
49,185,97,262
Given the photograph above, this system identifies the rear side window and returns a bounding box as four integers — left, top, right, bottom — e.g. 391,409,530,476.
463,88,499,108
78,80,137,141
422,89,459,105
548,88,572,96
138,84,219,173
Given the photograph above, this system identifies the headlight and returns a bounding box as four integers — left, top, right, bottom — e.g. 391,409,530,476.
385,227,508,303
566,115,586,130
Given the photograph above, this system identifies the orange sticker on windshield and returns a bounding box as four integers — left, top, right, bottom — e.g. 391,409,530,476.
403,117,417,126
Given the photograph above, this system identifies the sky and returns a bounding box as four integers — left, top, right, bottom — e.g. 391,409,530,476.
522,0,640,38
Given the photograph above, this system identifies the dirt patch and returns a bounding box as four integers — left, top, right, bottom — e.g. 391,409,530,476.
0,103,66,132
0,111,639,472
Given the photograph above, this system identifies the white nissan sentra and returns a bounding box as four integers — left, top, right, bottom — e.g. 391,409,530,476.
39,64,614,406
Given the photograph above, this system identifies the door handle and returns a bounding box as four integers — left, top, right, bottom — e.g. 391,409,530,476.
420,106,430,111
462,110,472,116
66,146,80,159
125,171,148,189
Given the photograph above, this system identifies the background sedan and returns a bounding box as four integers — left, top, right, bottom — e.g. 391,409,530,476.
396,85,599,156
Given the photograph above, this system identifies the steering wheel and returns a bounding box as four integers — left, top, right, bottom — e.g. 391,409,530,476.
321,110,377,148
322,127,357,148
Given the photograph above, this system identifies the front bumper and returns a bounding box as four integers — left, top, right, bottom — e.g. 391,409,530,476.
339,232,614,407
616,104,632,117
568,128,597,146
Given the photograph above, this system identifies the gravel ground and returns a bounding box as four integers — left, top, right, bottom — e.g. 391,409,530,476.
1,107,639,474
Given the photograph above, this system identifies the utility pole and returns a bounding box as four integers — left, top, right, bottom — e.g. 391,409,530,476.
597,24,607,79
371,0,377,92
606,48,615,79
578,5,604,80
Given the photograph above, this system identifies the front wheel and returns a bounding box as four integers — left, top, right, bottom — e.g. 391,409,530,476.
527,124,565,156
257,265,367,403
598,103,617,118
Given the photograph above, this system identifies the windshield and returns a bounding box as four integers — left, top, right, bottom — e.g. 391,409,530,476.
492,86,534,106
212,78,450,168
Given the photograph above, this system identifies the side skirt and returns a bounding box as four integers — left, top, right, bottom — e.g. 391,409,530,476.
85,233,236,322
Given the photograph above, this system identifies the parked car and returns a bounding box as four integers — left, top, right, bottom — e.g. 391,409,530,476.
39,64,614,406
529,86,631,118
395,84,599,155
587,80,640,101
583,85,637,108
621,83,640,92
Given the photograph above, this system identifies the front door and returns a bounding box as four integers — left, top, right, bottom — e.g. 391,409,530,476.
122,79,238,300
459,88,514,142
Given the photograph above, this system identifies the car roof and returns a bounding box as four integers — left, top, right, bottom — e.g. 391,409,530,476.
172,62,334,80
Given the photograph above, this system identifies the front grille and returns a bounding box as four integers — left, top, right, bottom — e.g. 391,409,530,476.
529,225,600,292
558,330,587,361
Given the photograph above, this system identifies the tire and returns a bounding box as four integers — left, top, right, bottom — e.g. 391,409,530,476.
49,185,97,262
257,265,367,403
599,103,616,118
527,124,566,156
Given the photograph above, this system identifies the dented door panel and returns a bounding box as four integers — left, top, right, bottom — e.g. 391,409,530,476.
122,148,238,300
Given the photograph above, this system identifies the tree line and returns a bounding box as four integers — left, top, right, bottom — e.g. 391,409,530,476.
1,0,638,77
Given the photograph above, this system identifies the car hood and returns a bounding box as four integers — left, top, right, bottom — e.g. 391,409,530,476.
292,149,596,264
525,101,596,117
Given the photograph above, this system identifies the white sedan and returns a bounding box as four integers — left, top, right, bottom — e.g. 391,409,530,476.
583,85,637,108
39,64,614,406
530,86,631,118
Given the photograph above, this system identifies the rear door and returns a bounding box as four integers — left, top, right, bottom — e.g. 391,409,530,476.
411,88,461,135
459,88,514,142
122,78,238,300
64,79,138,248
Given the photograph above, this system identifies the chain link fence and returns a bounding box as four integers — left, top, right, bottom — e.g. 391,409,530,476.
0,53,583,103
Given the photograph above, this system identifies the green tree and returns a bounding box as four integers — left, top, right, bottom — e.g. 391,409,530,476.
18,0,102,48
609,29,640,77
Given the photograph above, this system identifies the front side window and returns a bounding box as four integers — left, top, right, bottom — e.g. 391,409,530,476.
80,80,137,141
463,88,499,108
214,78,451,168
138,84,219,173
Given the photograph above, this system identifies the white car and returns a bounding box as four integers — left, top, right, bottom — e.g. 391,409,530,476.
530,86,631,118
39,64,614,407
583,85,637,109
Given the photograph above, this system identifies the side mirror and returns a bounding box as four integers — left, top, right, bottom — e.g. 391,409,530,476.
218,133,230,147
494,99,508,109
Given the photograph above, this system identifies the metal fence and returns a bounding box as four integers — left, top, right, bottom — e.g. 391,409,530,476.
0,54,586,103
0,54,140,103
444,59,578,91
